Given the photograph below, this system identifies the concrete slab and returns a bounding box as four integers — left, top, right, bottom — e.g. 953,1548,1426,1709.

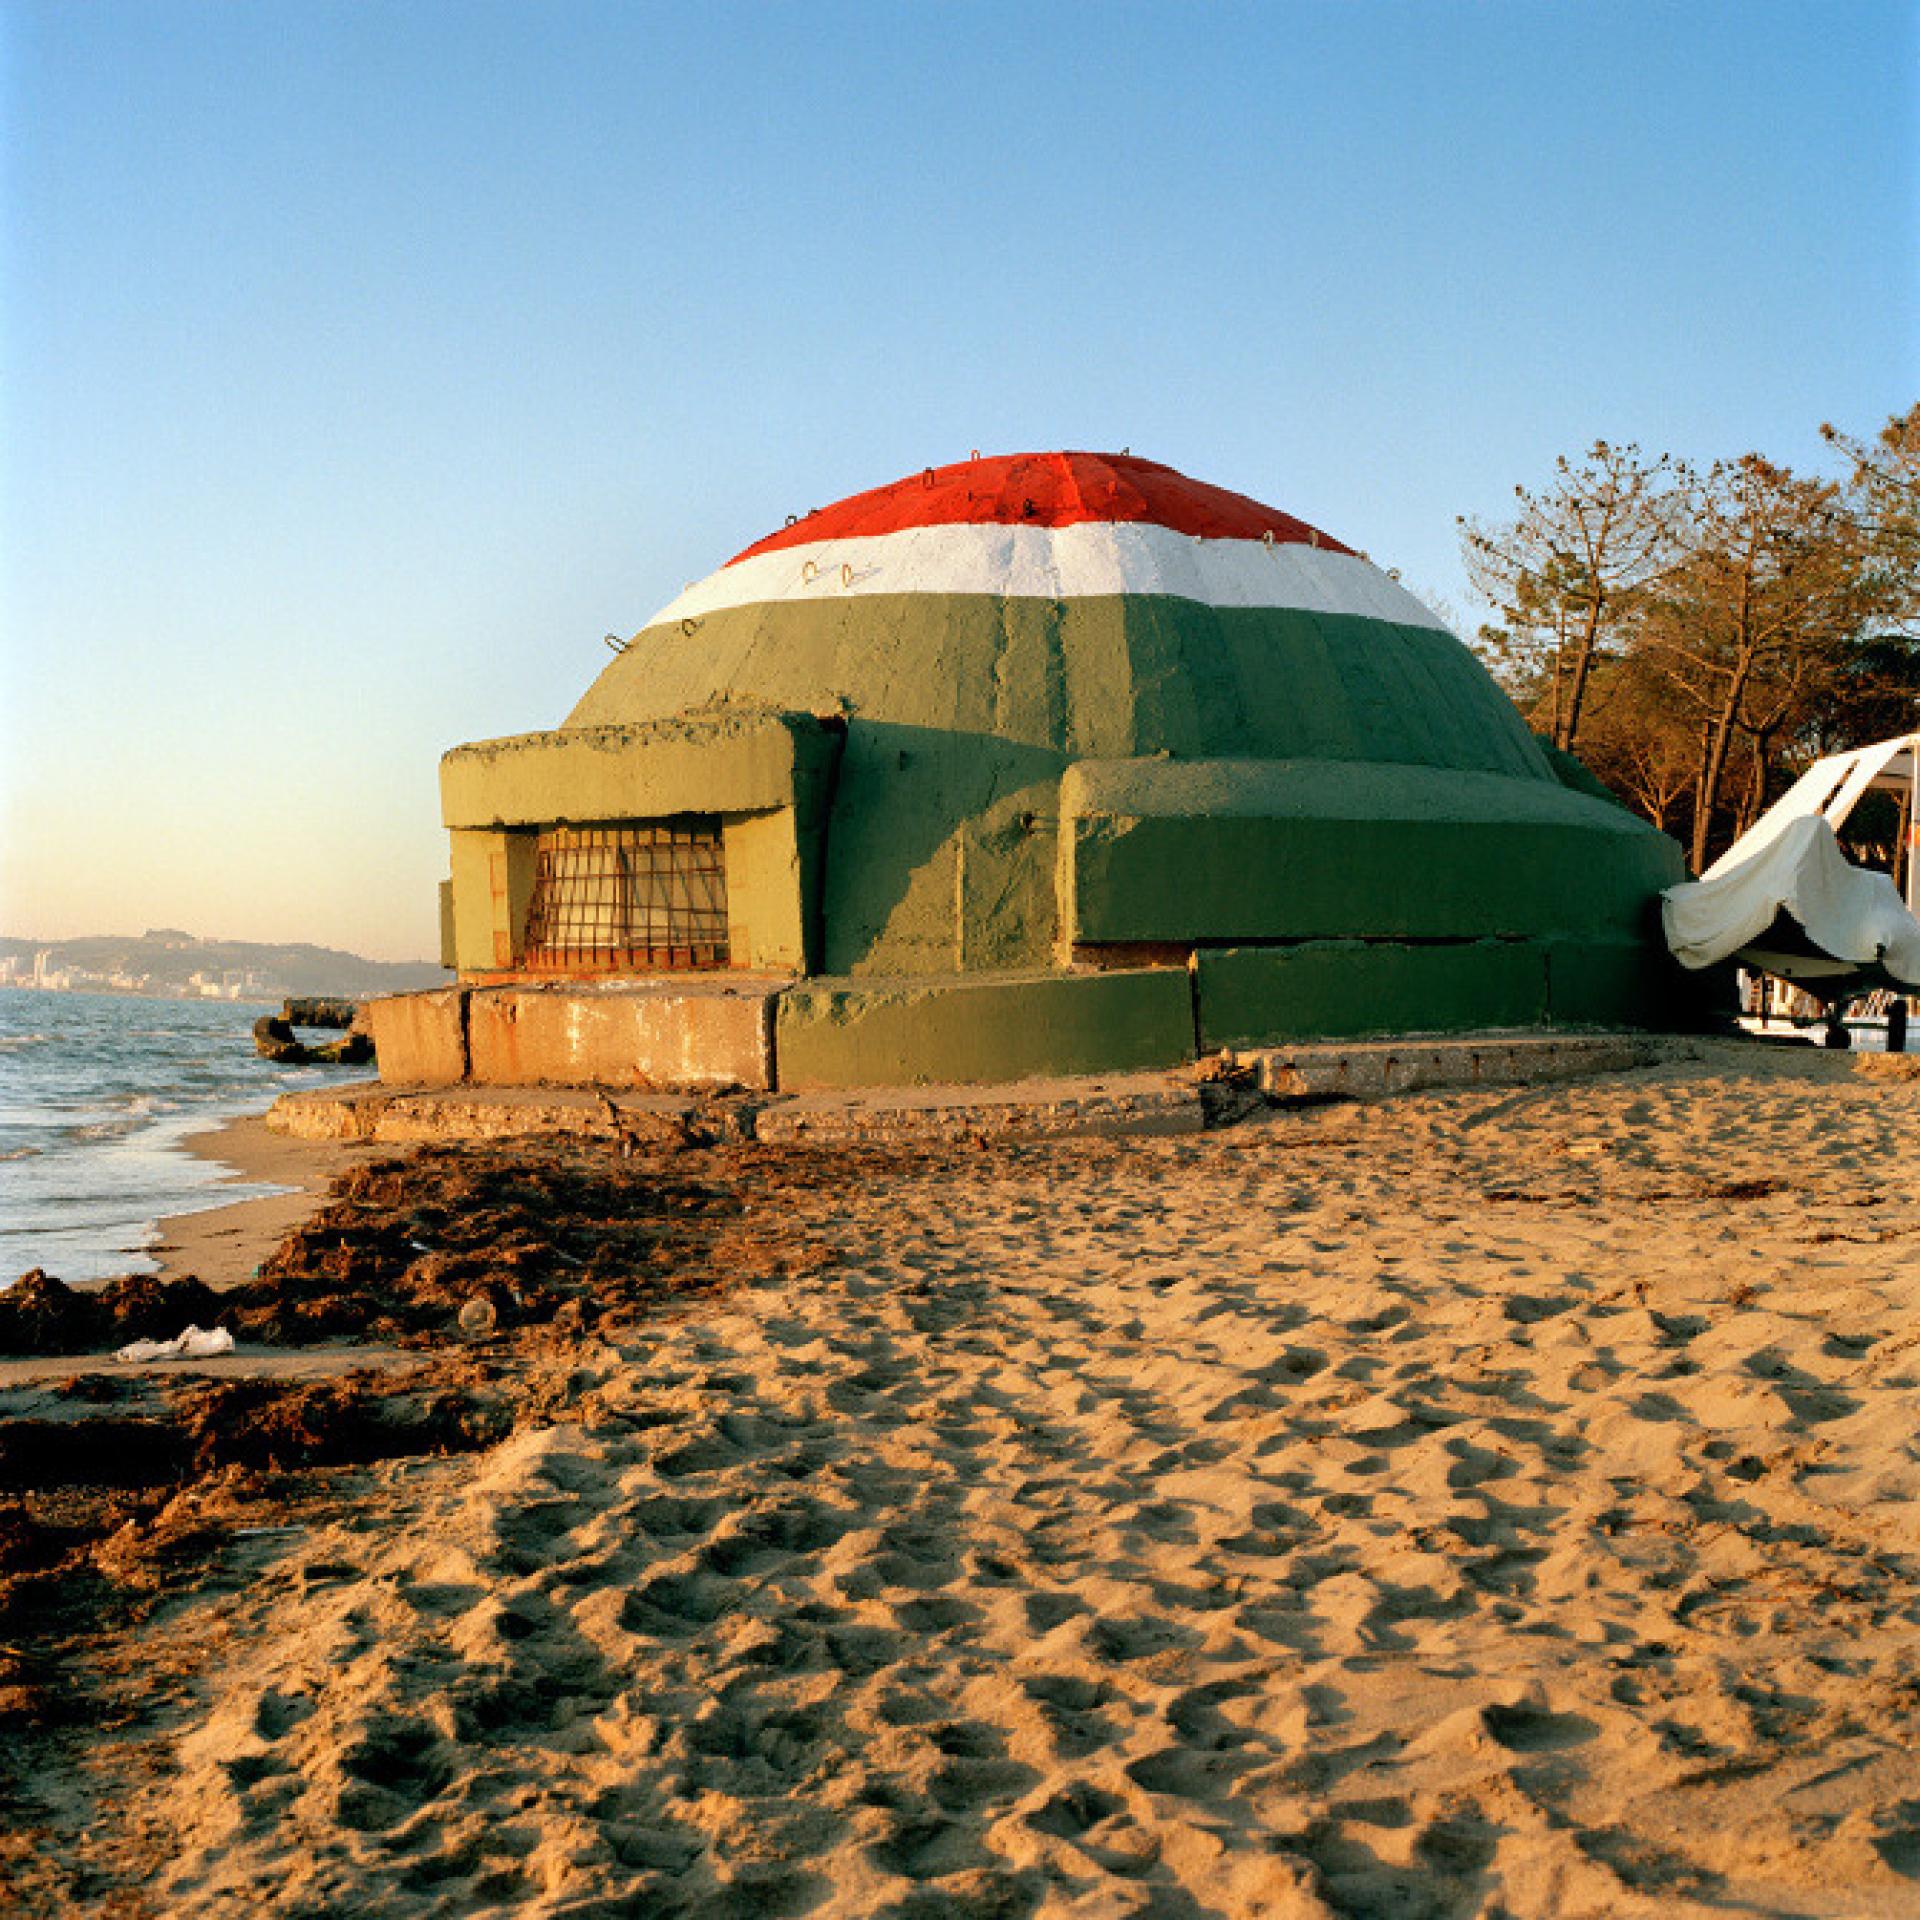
269,1032,1678,1150
754,1071,1204,1146
268,1082,697,1146
1234,1030,1670,1100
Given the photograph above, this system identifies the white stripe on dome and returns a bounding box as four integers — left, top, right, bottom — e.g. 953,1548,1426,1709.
641,520,1447,633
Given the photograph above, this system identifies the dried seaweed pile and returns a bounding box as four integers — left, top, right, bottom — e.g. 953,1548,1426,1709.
0,1137,804,1357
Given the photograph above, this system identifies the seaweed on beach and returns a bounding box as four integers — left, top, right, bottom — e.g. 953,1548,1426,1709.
235,1139,752,1344
0,1135,850,1357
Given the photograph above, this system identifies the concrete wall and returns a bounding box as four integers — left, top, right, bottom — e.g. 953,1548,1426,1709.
366,986,469,1087
1192,927,1704,1051
448,828,539,973
721,809,806,973
465,982,776,1091
1196,942,1550,1048
1544,936,1706,1031
1062,758,1685,948
366,936,1706,1091
775,969,1194,1089
434,590,1687,1016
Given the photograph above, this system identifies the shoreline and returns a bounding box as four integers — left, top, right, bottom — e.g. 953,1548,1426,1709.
150,1108,377,1287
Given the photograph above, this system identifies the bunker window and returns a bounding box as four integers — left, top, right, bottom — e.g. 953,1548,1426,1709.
522,819,729,971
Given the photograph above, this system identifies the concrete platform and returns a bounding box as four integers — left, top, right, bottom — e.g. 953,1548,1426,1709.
271,1032,1679,1149
753,1072,1203,1146
269,1082,700,1146
1235,1030,1667,1099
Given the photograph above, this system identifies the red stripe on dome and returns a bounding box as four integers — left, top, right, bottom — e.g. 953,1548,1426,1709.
727,451,1355,564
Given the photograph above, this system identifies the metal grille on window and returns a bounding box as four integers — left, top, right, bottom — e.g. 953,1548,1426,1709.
522,821,729,971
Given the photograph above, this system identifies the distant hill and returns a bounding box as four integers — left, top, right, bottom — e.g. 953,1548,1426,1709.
0,929,446,1001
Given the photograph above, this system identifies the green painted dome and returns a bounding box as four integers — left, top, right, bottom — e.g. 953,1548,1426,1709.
573,449,1552,786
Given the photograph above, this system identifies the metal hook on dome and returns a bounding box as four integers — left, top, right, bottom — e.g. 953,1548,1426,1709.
923,467,936,488
785,513,798,527
970,448,980,461
1262,530,1276,549
801,559,819,585
840,562,853,588
603,632,629,654
681,617,698,637
1309,529,1320,549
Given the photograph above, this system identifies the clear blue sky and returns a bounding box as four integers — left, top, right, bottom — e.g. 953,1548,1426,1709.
3,1,1913,960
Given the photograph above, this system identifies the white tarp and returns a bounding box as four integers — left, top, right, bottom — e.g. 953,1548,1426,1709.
1699,733,1919,886
1664,813,1920,984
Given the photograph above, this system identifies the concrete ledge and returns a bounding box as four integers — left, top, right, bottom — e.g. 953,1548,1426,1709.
267,1082,697,1146
439,711,842,829
754,1072,1203,1146
1235,1030,1668,1100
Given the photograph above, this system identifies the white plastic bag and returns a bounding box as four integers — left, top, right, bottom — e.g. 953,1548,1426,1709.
115,1324,236,1364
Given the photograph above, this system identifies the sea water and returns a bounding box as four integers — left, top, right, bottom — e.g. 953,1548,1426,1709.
0,988,362,1285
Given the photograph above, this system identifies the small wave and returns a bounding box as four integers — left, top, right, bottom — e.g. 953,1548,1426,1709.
0,1145,41,1161
70,1093,167,1142
0,1033,56,1053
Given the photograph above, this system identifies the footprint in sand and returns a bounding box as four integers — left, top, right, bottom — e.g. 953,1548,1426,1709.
1025,1780,1126,1838
618,1568,738,1636
1479,1701,1597,1751
331,1716,453,1832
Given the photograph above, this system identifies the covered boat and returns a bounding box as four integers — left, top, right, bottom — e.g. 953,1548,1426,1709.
1663,733,1920,1011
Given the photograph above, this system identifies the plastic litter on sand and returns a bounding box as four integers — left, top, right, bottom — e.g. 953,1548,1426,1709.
114,1324,235,1364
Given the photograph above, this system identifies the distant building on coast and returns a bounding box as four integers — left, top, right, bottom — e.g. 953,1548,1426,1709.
374,451,1688,1091
0,933,441,1002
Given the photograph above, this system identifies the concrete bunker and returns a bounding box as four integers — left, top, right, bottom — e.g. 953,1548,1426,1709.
378,451,1691,1092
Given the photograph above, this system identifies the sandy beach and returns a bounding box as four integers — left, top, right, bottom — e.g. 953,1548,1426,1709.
5,1040,1920,1917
